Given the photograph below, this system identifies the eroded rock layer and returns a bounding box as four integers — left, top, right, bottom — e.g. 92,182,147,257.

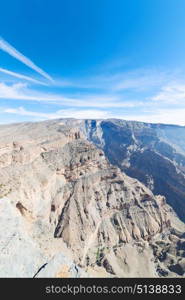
0,119,184,277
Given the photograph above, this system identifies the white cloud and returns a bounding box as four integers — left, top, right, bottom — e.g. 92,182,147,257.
110,69,176,92
3,106,185,125
3,106,112,120
0,82,27,99
152,83,185,103
0,67,47,85
0,82,141,108
61,68,173,92
121,109,185,126
0,37,53,82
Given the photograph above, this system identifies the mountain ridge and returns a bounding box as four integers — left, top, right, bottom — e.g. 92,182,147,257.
0,118,184,277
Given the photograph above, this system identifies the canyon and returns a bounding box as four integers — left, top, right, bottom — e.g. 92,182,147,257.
0,118,184,277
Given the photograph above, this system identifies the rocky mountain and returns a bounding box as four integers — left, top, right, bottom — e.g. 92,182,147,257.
0,118,184,277
84,119,185,222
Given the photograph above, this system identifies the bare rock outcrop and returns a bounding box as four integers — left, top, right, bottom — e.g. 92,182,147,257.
0,119,184,277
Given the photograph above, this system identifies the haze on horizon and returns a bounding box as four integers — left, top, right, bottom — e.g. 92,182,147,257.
1,0,185,126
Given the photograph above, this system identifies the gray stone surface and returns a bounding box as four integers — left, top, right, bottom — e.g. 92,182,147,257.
0,119,184,277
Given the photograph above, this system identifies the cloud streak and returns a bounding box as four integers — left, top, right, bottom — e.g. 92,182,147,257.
3,106,185,126
58,68,174,92
0,82,142,108
3,106,111,120
0,37,53,82
0,67,47,85
152,83,185,103
121,108,185,126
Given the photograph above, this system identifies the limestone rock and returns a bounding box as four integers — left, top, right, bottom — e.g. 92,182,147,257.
0,119,184,277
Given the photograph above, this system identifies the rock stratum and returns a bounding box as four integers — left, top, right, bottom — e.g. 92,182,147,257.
0,118,184,277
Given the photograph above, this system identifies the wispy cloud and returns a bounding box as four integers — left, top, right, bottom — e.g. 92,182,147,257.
58,68,174,92
152,83,185,103
3,106,112,120
0,82,27,99
3,106,185,125
0,37,53,82
0,43,184,126
0,67,47,85
0,82,142,108
122,108,185,126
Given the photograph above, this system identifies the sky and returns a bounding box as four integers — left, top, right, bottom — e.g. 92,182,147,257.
1,0,185,125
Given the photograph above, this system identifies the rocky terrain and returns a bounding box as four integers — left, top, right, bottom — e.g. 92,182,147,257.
84,119,185,222
0,118,184,277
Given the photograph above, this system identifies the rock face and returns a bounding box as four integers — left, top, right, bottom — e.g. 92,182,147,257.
0,118,184,277
0,197,86,278
84,119,185,222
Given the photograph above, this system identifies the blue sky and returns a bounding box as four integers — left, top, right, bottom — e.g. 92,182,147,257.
1,0,185,124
